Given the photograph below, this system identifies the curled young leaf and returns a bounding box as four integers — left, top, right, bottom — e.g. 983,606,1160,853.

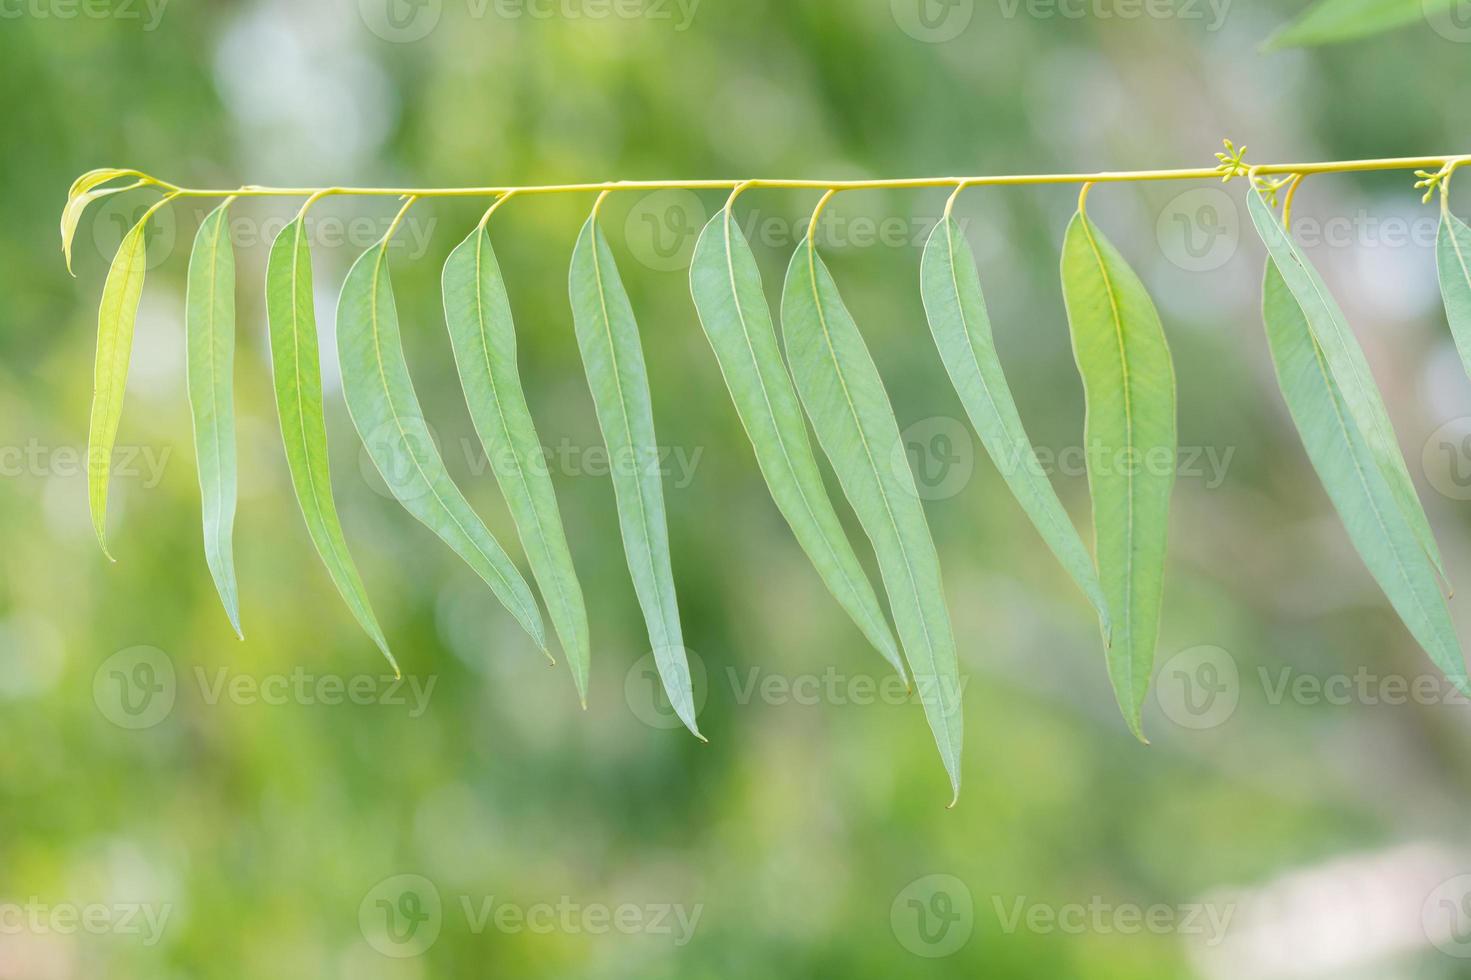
1263,260,1469,694
338,236,547,654
265,218,398,675
1059,207,1176,742
444,227,590,702
921,214,1111,643
1247,189,1447,586
185,202,242,637
689,207,904,679
781,235,963,804
569,211,702,740
61,168,145,275
87,211,150,558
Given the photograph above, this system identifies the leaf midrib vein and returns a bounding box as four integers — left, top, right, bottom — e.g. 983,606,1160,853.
803,240,955,761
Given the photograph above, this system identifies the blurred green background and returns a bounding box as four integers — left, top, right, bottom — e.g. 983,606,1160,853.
6,0,1471,976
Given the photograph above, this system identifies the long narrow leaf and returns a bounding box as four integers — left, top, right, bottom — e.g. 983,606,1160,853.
265,218,397,674
87,211,149,558
338,238,547,653
568,213,702,739
689,208,904,678
184,201,242,637
1263,260,1468,693
444,227,589,702
1059,209,1176,741
780,236,963,803
1436,208,1471,381
921,215,1111,642
1263,0,1443,49
1247,189,1447,586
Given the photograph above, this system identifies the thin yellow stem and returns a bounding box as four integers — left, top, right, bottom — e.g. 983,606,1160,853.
1281,174,1306,231
1444,159,1468,215
382,196,417,249
478,190,516,229
125,153,1471,204
807,188,838,245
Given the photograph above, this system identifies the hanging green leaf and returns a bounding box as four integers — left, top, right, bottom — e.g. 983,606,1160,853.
1436,207,1471,382
338,234,547,654
921,214,1111,643
444,226,590,703
87,209,150,558
1262,0,1446,49
1059,206,1176,741
1247,189,1447,586
689,207,904,679
781,235,963,803
1263,260,1468,693
184,201,242,637
569,211,702,740
265,218,398,675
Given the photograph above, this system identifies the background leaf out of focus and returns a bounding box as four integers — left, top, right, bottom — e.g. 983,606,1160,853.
6,0,1471,977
